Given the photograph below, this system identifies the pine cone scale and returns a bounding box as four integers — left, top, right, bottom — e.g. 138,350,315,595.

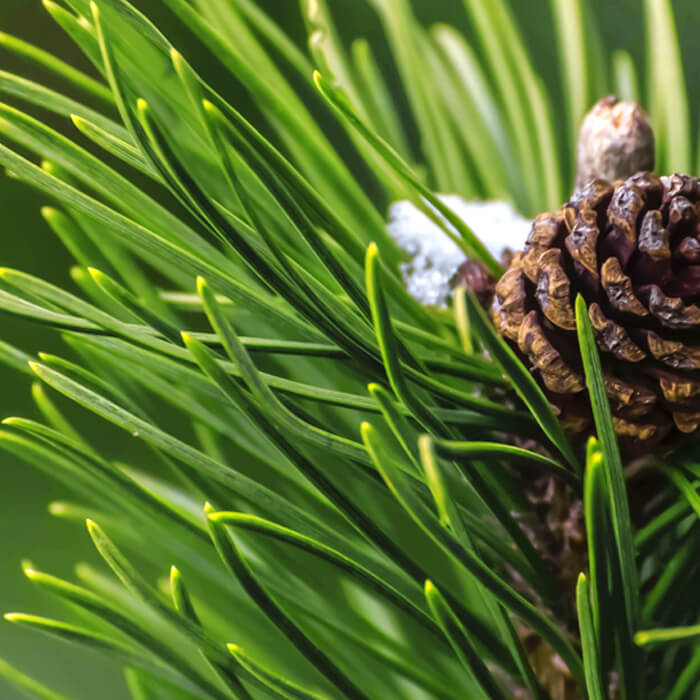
535,250,577,330
566,204,601,287
517,311,585,394
589,302,646,362
601,257,649,317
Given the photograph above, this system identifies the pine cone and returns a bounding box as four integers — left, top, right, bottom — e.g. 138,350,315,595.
492,172,700,454
509,476,585,700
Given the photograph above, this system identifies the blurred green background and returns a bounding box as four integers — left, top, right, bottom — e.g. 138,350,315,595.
0,1,698,697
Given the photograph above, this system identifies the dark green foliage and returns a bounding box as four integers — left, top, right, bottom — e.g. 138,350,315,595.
0,1,698,698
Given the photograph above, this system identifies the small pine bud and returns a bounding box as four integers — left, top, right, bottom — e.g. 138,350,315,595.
453,259,495,308
574,96,655,191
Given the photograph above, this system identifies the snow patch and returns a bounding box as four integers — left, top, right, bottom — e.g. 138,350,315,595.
387,196,531,306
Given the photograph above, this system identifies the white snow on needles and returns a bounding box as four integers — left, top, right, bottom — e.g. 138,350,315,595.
387,196,531,307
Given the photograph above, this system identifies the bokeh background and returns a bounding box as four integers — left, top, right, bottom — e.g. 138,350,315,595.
0,1,698,697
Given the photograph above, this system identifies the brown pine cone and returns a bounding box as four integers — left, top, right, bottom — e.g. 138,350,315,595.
491,172,700,455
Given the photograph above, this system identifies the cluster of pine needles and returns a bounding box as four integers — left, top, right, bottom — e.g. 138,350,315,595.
0,0,697,698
